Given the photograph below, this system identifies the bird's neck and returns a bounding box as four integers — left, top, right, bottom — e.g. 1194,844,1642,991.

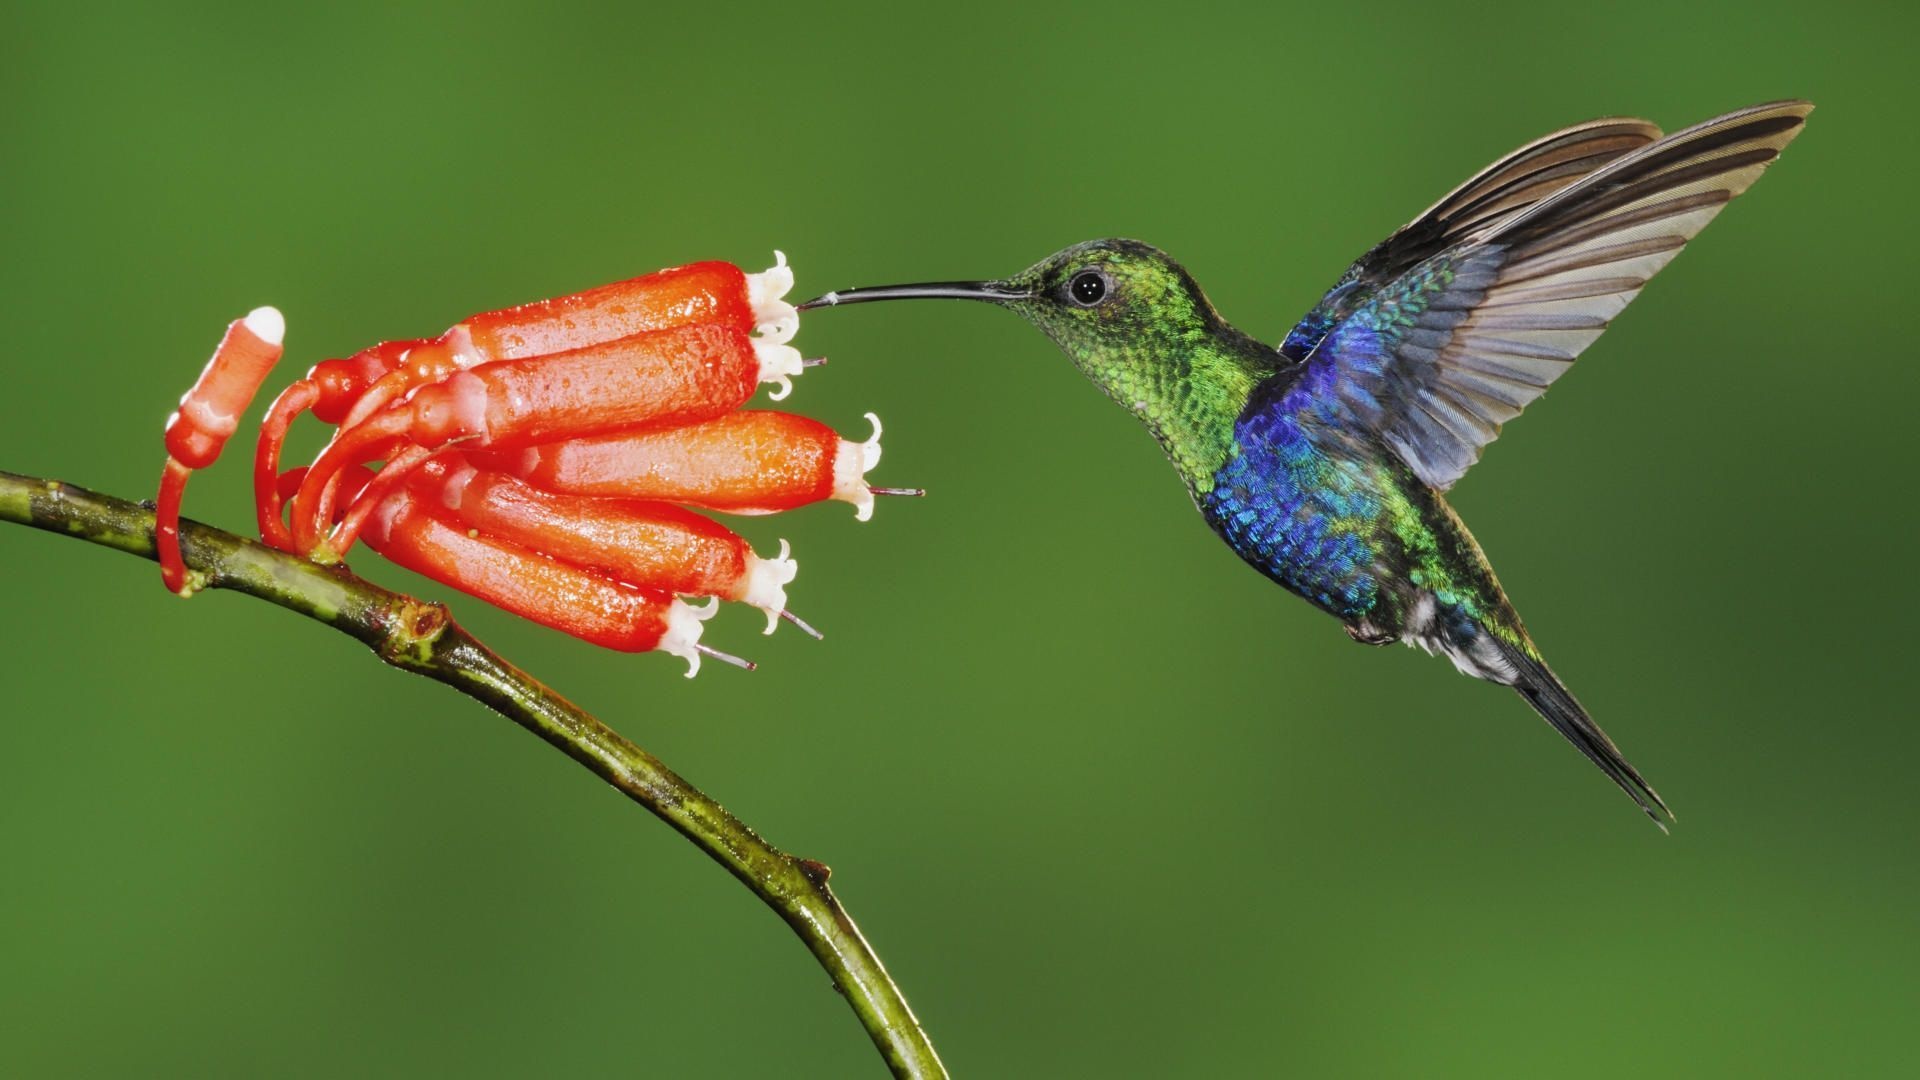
1072,323,1279,495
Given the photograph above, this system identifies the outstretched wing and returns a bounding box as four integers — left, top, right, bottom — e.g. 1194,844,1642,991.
1294,100,1810,491
1280,115,1664,361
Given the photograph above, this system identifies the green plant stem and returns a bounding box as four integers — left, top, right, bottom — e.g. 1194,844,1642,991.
0,469,947,1080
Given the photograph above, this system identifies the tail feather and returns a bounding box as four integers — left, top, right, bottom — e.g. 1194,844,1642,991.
1497,640,1674,829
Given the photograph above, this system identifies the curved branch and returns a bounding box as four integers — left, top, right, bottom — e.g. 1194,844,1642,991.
0,469,947,1080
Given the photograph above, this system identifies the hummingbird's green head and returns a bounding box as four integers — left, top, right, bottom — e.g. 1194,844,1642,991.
799,239,1277,490
995,238,1220,361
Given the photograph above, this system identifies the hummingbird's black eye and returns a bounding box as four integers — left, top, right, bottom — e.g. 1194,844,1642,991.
1068,269,1110,307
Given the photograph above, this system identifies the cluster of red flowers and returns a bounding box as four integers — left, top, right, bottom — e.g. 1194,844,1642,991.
159,255,909,673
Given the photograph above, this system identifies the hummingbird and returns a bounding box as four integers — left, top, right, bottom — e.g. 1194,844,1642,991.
801,101,1810,827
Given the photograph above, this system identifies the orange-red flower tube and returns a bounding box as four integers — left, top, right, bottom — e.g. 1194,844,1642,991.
473,411,888,520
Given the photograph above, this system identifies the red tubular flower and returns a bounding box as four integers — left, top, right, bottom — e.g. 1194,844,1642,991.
463,260,761,360
472,410,887,520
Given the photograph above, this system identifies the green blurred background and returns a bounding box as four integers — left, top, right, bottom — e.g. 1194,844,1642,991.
2,1,1912,1075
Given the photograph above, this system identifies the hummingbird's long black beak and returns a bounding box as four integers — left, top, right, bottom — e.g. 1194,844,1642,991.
797,281,1029,311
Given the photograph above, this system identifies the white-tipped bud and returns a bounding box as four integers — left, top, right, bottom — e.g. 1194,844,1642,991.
658,597,720,677
740,538,800,634
243,305,286,347
746,251,800,346
830,412,885,522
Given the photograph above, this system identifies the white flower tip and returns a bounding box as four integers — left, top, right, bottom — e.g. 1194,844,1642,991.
659,597,720,677
243,305,285,346
830,413,886,521
757,308,799,346
742,539,799,635
747,252,799,346
860,411,884,471
754,340,805,399
771,538,800,584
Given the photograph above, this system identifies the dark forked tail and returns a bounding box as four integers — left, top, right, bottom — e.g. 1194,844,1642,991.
1498,640,1675,830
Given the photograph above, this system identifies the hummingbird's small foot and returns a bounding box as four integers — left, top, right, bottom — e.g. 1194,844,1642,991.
1345,622,1396,647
